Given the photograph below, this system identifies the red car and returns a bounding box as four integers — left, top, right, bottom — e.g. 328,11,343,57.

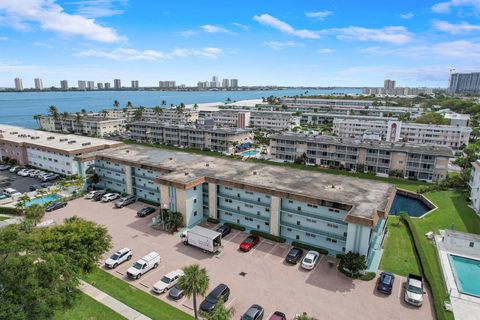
269,311,287,320
239,235,260,252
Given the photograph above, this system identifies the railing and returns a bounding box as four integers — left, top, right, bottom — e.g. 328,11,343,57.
217,192,271,207
280,221,347,241
217,205,270,222
95,164,125,174
280,206,346,225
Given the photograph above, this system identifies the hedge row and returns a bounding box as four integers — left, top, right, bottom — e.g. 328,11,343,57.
0,206,18,215
250,230,286,243
402,216,448,320
291,241,328,255
224,222,246,231
207,217,219,224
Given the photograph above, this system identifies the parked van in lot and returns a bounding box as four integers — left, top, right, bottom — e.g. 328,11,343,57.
3,188,21,197
126,251,160,279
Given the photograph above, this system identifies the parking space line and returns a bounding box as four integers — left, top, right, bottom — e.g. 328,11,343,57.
225,297,236,308
222,231,242,245
249,241,261,254
138,266,164,287
263,242,278,258
178,297,187,306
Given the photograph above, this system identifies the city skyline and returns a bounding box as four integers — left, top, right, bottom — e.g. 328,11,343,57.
0,1,479,88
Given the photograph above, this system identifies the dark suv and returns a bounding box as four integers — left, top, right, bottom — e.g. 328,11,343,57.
199,284,230,313
285,247,304,264
92,191,107,201
241,304,264,320
137,207,156,217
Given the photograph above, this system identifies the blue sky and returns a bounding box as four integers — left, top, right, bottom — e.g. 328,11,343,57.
0,0,479,88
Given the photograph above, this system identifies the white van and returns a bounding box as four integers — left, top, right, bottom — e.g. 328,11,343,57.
3,188,21,197
126,251,160,279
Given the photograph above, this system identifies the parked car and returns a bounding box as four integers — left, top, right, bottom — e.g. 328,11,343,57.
126,251,160,279
377,272,395,295
168,283,185,300
285,247,304,264
215,224,231,237
200,284,230,313
3,188,20,197
104,247,133,268
269,311,287,320
114,195,136,208
18,169,34,176
85,190,104,199
40,182,52,189
45,201,67,212
28,170,41,177
92,191,107,201
101,193,120,202
239,235,260,252
41,174,59,182
137,207,156,217
153,269,184,294
9,166,21,173
404,274,425,307
0,165,11,171
301,251,320,270
241,304,264,320
29,184,42,191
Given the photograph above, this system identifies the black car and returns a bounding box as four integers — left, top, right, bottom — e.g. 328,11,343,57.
92,191,107,201
376,272,395,295
168,284,184,300
137,207,156,217
46,201,67,212
215,224,231,237
241,304,264,320
29,184,42,191
200,284,230,313
285,247,304,264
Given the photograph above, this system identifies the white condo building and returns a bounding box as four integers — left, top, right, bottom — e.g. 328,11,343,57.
14,78,23,91
469,160,480,215
34,78,43,90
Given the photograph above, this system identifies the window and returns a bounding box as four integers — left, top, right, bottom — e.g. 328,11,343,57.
193,186,197,191
265,222,269,226
297,206,301,211
288,200,293,204
194,199,197,204
470,242,475,248
327,223,338,229
193,211,197,216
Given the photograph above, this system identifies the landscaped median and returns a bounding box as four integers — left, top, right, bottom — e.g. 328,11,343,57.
81,267,193,320
54,293,126,320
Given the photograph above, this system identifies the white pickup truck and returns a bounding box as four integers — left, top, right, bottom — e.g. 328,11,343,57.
404,274,425,307
126,251,160,279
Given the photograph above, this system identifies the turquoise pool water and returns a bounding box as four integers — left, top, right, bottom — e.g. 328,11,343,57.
449,254,480,297
25,194,62,207
389,194,431,217
240,150,258,157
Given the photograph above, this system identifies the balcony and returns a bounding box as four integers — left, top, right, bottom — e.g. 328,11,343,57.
217,205,270,222
95,164,124,174
217,192,271,207
132,183,159,193
280,206,346,225
280,221,347,242
99,175,125,184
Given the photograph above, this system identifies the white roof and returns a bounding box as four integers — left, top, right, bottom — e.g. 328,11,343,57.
189,226,221,239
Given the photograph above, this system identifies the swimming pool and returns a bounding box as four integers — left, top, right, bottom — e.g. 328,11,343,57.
449,254,480,297
240,150,258,157
25,194,62,207
389,194,431,217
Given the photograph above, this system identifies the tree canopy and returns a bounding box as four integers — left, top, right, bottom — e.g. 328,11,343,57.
414,112,448,125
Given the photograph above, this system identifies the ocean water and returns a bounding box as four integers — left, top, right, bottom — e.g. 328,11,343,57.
0,88,361,128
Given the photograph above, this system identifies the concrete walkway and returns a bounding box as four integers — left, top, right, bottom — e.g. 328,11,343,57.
79,280,152,320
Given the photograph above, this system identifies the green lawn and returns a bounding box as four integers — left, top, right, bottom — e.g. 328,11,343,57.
54,293,125,320
379,216,420,276
82,268,193,320
0,216,9,221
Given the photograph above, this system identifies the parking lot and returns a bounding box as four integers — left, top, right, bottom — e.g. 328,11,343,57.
0,170,41,193
45,198,435,320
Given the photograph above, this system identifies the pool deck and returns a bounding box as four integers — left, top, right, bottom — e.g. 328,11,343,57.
434,233,480,320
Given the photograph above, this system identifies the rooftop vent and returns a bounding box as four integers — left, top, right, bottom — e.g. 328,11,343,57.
184,172,189,176
60,138,68,142
169,157,173,160
81,142,91,146
68,140,76,144
253,171,257,175
205,163,210,167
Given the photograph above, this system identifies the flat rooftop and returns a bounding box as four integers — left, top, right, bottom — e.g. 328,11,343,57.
0,124,123,154
78,144,396,226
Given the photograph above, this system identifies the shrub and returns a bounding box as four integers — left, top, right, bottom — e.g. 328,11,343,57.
250,230,286,243
207,217,219,224
224,222,245,231
338,252,367,277
360,272,376,281
0,206,18,215
291,241,328,255
137,198,160,207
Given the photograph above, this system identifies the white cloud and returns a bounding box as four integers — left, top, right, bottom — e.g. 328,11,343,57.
305,10,332,20
327,26,411,44
33,41,53,48
263,40,301,50
71,0,127,18
200,25,230,33
76,47,223,61
431,0,480,13
433,20,480,33
401,12,414,19
317,48,333,53
253,14,321,39
231,22,249,31
0,0,124,43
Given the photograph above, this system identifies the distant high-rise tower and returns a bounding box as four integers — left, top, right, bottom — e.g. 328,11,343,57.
131,80,139,89
159,81,176,88
34,78,43,90
383,79,396,94
230,79,238,88
104,82,111,89
449,72,480,94
14,77,23,91
60,80,69,90
97,82,104,89
222,79,230,88
87,81,95,90
78,80,87,90
114,79,121,89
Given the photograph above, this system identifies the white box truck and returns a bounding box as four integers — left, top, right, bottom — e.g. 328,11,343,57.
126,251,160,279
181,226,222,253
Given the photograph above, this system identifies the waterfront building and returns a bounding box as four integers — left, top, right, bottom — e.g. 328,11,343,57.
333,119,471,149
114,79,122,89
222,79,230,88
159,81,176,88
0,124,121,175
269,133,453,182
97,82,104,89
87,81,95,90
78,80,87,90
384,79,396,94
39,115,126,137
34,78,43,90
105,82,111,89
76,144,396,271
230,79,239,88
129,122,251,153
14,78,23,91
88,107,198,124
131,80,139,89
449,72,480,94
60,80,69,90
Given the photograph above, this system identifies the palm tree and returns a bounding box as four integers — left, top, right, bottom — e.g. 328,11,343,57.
33,114,42,128
161,100,167,107
74,112,82,133
203,298,234,320
126,101,133,108
49,105,59,120
193,103,199,111
170,103,175,109
81,108,87,114
133,107,144,121
153,106,163,120
113,100,120,108
100,109,108,118
178,264,209,320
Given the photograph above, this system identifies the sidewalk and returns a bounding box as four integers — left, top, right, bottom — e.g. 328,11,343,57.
79,280,152,320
